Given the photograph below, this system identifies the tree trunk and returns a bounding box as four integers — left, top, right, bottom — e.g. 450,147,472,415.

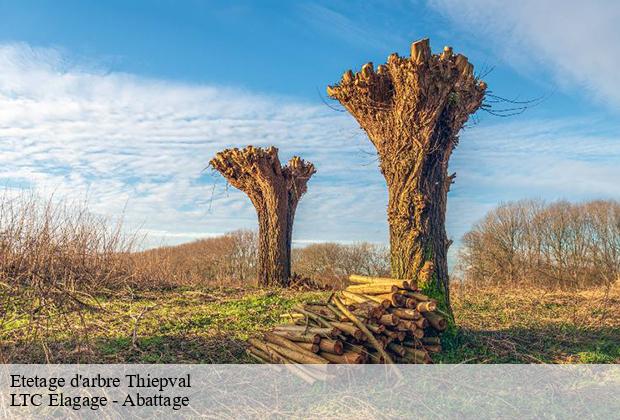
386,146,451,303
328,39,486,310
210,146,315,287
255,198,289,286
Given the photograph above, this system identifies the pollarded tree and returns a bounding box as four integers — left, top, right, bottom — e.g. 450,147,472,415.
210,146,315,287
327,39,486,309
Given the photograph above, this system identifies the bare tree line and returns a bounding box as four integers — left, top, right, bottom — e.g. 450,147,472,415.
292,242,390,288
138,231,390,288
136,230,259,287
458,200,620,289
2,192,617,294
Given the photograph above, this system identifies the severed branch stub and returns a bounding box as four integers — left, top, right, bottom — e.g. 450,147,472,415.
327,38,487,310
210,146,315,287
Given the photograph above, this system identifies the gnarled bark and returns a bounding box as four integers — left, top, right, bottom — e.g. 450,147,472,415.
210,146,315,287
327,39,486,309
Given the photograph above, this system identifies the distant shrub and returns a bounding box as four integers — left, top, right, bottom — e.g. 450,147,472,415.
0,191,141,360
0,191,139,294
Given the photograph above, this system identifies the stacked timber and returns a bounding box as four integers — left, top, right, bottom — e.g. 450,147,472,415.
246,274,447,366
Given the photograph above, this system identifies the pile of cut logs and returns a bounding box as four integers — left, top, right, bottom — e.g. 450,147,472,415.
246,274,447,365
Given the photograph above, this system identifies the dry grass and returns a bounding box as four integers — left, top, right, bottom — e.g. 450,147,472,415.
1,288,326,363
440,283,620,363
2,284,618,364
0,192,183,361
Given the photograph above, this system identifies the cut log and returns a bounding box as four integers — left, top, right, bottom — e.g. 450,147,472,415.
366,323,386,334
320,351,365,364
272,330,321,344
424,311,447,331
318,339,344,355
349,274,415,288
326,303,348,321
387,342,408,357
411,328,424,339
348,280,413,294
378,314,400,326
264,342,327,365
333,296,398,368
272,325,339,338
330,322,365,341
248,338,294,364
421,336,441,345
383,329,406,341
424,344,442,353
414,317,428,329
416,301,436,313
341,290,369,303
246,347,273,364
391,308,421,320
404,298,418,309
395,320,416,331
297,342,321,353
362,294,392,308
263,332,329,364
409,292,431,302
347,284,400,295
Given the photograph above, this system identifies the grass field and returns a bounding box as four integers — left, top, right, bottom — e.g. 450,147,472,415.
2,284,619,364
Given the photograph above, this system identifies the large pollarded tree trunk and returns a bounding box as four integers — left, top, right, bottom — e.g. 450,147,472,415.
328,39,486,310
210,146,315,287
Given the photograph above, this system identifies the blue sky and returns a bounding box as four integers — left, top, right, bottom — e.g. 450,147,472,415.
0,1,619,267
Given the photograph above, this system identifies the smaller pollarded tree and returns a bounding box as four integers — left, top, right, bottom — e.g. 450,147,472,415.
210,146,315,287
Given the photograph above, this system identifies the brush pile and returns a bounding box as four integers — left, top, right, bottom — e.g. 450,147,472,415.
246,274,448,365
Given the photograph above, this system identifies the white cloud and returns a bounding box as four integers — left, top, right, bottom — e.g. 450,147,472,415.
0,42,618,271
0,43,388,249
429,0,620,108
447,116,620,265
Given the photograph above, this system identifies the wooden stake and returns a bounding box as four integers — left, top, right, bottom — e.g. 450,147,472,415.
264,332,329,364
333,295,399,369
